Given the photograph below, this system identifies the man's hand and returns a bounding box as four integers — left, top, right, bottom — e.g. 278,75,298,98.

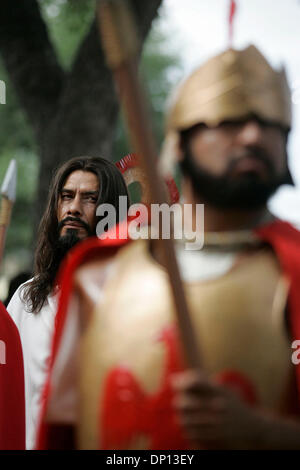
172,369,265,449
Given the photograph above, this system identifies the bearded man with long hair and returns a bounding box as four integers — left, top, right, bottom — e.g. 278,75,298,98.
7,155,129,449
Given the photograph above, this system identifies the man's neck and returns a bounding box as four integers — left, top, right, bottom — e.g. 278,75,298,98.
182,181,273,233
201,205,271,232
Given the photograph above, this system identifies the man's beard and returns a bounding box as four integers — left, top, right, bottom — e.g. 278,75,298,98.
56,229,81,263
180,147,293,210
55,216,94,266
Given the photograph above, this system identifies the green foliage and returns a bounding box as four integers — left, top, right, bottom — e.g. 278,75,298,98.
0,60,34,152
0,57,37,263
39,0,95,68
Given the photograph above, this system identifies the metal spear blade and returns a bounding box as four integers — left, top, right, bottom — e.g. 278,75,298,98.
1,159,17,202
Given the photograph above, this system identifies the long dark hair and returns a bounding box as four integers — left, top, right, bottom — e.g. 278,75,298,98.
22,156,129,313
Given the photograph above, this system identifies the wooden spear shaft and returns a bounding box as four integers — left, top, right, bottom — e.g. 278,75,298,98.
97,0,201,369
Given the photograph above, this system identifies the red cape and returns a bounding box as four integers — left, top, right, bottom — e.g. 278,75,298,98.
37,219,300,449
0,302,25,449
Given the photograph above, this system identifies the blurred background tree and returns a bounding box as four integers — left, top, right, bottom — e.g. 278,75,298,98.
0,0,182,291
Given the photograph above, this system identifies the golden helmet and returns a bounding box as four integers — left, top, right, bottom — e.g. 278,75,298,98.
160,45,291,174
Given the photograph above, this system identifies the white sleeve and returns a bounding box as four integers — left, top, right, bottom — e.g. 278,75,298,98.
6,282,30,329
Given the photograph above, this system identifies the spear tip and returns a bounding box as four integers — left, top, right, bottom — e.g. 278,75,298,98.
1,159,17,202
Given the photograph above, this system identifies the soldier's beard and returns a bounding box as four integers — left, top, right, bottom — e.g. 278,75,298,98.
180,148,293,210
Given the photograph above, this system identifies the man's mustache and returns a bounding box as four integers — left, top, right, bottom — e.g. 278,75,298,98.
226,147,275,175
57,216,91,234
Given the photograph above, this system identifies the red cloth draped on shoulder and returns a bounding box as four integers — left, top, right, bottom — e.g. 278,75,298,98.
37,219,300,449
256,220,300,396
0,301,25,449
